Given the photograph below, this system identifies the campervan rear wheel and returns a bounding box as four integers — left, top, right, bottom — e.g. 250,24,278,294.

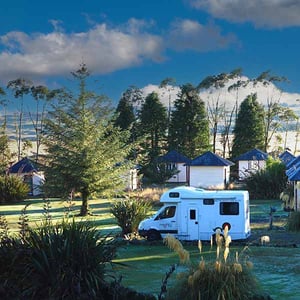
147,229,161,241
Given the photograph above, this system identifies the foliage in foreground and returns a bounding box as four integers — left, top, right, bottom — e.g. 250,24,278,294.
111,197,151,236
162,230,265,300
286,211,300,232
0,202,156,300
0,218,117,299
244,158,287,200
0,175,29,203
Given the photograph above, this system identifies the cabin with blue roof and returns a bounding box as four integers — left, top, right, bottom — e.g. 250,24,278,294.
159,150,191,183
279,150,295,166
233,148,268,180
8,157,44,196
285,155,300,211
188,151,234,189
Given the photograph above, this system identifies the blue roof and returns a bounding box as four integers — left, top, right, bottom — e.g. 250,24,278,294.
233,148,268,161
286,155,300,169
189,151,234,167
287,163,300,181
159,150,191,164
9,157,38,174
279,150,295,165
286,161,300,177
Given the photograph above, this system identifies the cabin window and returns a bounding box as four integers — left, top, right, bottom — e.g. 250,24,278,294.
220,202,239,215
189,209,196,220
155,206,176,220
203,198,214,205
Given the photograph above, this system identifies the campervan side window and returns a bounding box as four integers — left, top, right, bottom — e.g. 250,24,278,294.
220,202,239,215
203,198,214,205
155,206,176,220
190,209,196,220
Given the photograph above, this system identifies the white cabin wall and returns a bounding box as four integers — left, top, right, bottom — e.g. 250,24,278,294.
167,163,188,183
189,166,226,189
295,182,300,211
238,160,266,180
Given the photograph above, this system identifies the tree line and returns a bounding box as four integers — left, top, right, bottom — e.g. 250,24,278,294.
0,65,298,214
114,69,298,180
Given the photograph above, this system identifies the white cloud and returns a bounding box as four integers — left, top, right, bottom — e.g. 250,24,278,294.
0,17,240,82
167,19,238,51
199,76,300,109
0,20,164,82
142,76,300,113
142,84,180,107
190,0,300,28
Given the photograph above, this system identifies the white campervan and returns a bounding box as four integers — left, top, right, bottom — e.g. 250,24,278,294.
138,186,250,241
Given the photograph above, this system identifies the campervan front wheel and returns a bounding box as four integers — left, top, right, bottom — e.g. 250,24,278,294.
147,229,161,241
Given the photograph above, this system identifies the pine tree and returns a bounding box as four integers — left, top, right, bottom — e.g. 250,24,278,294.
231,93,265,158
43,65,132,216
168,83,210,158
138,91,168,158
114,86,141,131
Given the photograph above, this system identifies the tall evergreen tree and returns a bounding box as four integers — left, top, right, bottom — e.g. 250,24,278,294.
138,91,168,159
136,92,168,182
43,64,132,216
231,93,265,158
168,83,210,158
114,86,143,131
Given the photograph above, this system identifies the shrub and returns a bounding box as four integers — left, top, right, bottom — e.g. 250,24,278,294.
0,175,29,203
286,211,300,232
0,213,118,299
111,196,151,236
163,231,263,300
244,158,287,200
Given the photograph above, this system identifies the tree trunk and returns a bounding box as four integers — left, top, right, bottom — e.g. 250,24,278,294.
79,190,89,216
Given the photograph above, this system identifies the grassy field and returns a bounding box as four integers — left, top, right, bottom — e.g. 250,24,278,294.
1,196,300,299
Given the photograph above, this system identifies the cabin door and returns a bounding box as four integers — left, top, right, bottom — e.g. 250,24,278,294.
187,207,199,240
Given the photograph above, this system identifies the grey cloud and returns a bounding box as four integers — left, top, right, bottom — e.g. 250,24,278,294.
167,19,238,51
190,0,300,28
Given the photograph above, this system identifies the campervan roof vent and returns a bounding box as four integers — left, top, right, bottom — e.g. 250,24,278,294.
169,192,180,198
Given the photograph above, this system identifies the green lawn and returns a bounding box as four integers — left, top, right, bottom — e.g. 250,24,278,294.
112,243,300,299
1,197,300,299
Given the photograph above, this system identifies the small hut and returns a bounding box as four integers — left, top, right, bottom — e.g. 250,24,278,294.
188,151,234,189
9,157,44,196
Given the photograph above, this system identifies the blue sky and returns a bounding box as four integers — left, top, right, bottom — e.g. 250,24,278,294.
1,0,300,106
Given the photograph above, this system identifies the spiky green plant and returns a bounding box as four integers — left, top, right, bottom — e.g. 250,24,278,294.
22,219,117,299
0,210,118,299
111,196,151,235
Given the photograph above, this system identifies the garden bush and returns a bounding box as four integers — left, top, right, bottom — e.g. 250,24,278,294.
111,196,151,236
0,214,118,299
0,203,158,300
0,175,29,203
244,158,287,200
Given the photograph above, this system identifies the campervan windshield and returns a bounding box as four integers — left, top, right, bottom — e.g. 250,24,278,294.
155,206,176,220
